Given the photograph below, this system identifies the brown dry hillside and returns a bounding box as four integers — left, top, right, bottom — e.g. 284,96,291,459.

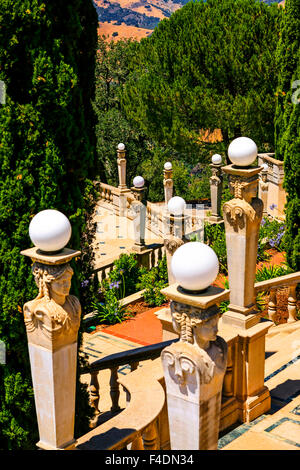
94,0,284,42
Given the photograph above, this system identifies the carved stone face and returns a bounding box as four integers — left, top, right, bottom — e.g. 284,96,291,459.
194,314,219,345
49,269,72,300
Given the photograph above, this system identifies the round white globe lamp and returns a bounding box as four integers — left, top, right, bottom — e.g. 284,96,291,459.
29,209,72,253
164,161,172,170
261,163,268,172
118,143,125,151
171,242,219,292
212,154,222,165
228,137,257,167
168,196,186,215
133,175,145,188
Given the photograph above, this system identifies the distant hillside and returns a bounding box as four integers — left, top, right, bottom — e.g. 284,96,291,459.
94,0,283,41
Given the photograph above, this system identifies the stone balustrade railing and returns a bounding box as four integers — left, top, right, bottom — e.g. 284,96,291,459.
92,243,166,284
82,339,177,417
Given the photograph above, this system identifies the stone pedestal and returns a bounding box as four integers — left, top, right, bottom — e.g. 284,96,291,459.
21,247,81,450
161,284,228,450
163,213,188,285
221,164,273,422
258,153,286,220
209,162,223,223
130,185,147,252
163,168,173,205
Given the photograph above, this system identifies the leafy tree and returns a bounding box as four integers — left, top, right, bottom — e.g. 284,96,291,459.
94,36,151,187
0,0,97,449
274,0,300,270
121,0,282,163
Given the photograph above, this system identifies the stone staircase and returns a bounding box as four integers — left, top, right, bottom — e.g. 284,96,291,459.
220,322,300,450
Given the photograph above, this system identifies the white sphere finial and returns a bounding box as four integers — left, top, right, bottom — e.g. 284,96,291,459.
261,163,268,172
29,209,72,253
118,143,125,151
228,137,257,167
171,242,219,292
168,196,186,215
164,161,172,170
211,154,222,165
133,175,145,188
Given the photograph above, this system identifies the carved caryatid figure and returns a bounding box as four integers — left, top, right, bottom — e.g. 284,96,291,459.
161,300,227,450
23,262,81,350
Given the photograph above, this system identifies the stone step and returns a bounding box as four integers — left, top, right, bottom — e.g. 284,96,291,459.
265,326,300,380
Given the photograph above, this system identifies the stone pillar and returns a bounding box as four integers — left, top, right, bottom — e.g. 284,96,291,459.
209,162,223,223
117,143,127,190
131,184,147,253
163,213,188,285
21,247,81,450
161,285,228,450
163,163,173,205
258,164,268,217
220,164,273,422
117,143,131,217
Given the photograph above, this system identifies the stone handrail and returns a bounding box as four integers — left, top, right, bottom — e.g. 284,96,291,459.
76,358,167,450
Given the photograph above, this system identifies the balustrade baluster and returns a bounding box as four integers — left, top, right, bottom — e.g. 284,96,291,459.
130,435,144,450
268,288,277,323
142,421,158,450
223,343,234,398
288,285,297,323
110,367,121,412
90,371,100,414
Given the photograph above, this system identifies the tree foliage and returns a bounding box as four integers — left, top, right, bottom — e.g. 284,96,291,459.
121,0,282,162
274,0,300,271
0,0,97,449
94,36,151,187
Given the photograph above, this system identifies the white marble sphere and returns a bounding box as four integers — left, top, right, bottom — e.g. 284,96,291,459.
29,209,72,252
228,137,257,167
261,163,268,172
164,161,172,170
212,154,222,165
168,196,186,215
118,143,125,151
133,175,145,188
171,242,219,292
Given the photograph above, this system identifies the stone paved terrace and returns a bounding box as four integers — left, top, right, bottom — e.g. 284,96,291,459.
92,201,205,270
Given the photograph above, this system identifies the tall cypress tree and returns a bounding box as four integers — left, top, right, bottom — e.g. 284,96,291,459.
0,1,97,449
274,0,300,271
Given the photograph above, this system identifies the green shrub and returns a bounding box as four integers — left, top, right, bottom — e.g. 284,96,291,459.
91,279,131,325
255,264,293,283
137,256,168,307
108,253,145,297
